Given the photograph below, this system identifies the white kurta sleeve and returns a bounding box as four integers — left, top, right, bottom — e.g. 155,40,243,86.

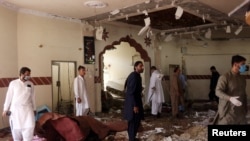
151,75,157,89
147,72,156,102
82,79,89,108
3,81,14,111
74,77,79,98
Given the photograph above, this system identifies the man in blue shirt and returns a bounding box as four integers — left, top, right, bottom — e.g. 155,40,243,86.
123,61,144,141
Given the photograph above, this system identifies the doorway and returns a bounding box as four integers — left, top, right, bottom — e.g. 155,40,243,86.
51,61,76,115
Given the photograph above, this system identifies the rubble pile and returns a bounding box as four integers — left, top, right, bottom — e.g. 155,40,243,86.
102,105,218,141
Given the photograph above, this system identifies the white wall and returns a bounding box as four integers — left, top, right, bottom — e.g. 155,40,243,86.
0,6,17,76
0,6,17,129
15,13,84,111
0,7,89,129
17,13,83,73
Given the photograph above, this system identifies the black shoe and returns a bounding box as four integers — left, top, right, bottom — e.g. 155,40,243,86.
135,138,140,141
176,113,184,119
157,113,161,118
151,114,157,118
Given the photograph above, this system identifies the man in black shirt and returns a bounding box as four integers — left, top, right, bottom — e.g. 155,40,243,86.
209,66,220,103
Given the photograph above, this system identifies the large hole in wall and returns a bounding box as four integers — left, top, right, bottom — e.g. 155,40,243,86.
98,35,151,112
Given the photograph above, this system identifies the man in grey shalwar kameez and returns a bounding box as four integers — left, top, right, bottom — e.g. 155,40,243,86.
214,55,248,125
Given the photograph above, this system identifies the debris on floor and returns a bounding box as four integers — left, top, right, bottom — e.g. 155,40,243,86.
1,101,250,141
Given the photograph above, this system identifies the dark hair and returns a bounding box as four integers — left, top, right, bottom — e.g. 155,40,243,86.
78,65,85,71
210,66,216,70
134,61,143,70
19,67,31,76
231,55,246,66
150,66,157,70
174,66,179,72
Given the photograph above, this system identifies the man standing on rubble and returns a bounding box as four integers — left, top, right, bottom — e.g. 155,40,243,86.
74,65,90,116
170,66,183,118
209,66,220,103
214,55,248,124
2,67,36,141
147,66,165,118
123,61,144,141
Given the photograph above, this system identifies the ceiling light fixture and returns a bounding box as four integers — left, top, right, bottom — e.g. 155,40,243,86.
84,0,108,8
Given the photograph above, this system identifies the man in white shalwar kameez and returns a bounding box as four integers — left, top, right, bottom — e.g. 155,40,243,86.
74,65,89,116
2,67,36,141
147,66,165,118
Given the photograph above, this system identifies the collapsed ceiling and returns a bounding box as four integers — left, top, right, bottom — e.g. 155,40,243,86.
1,0,250,39
82,0,250,41
83,0,250,31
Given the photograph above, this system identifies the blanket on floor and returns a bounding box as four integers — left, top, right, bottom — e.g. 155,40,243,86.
35,112,128,141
